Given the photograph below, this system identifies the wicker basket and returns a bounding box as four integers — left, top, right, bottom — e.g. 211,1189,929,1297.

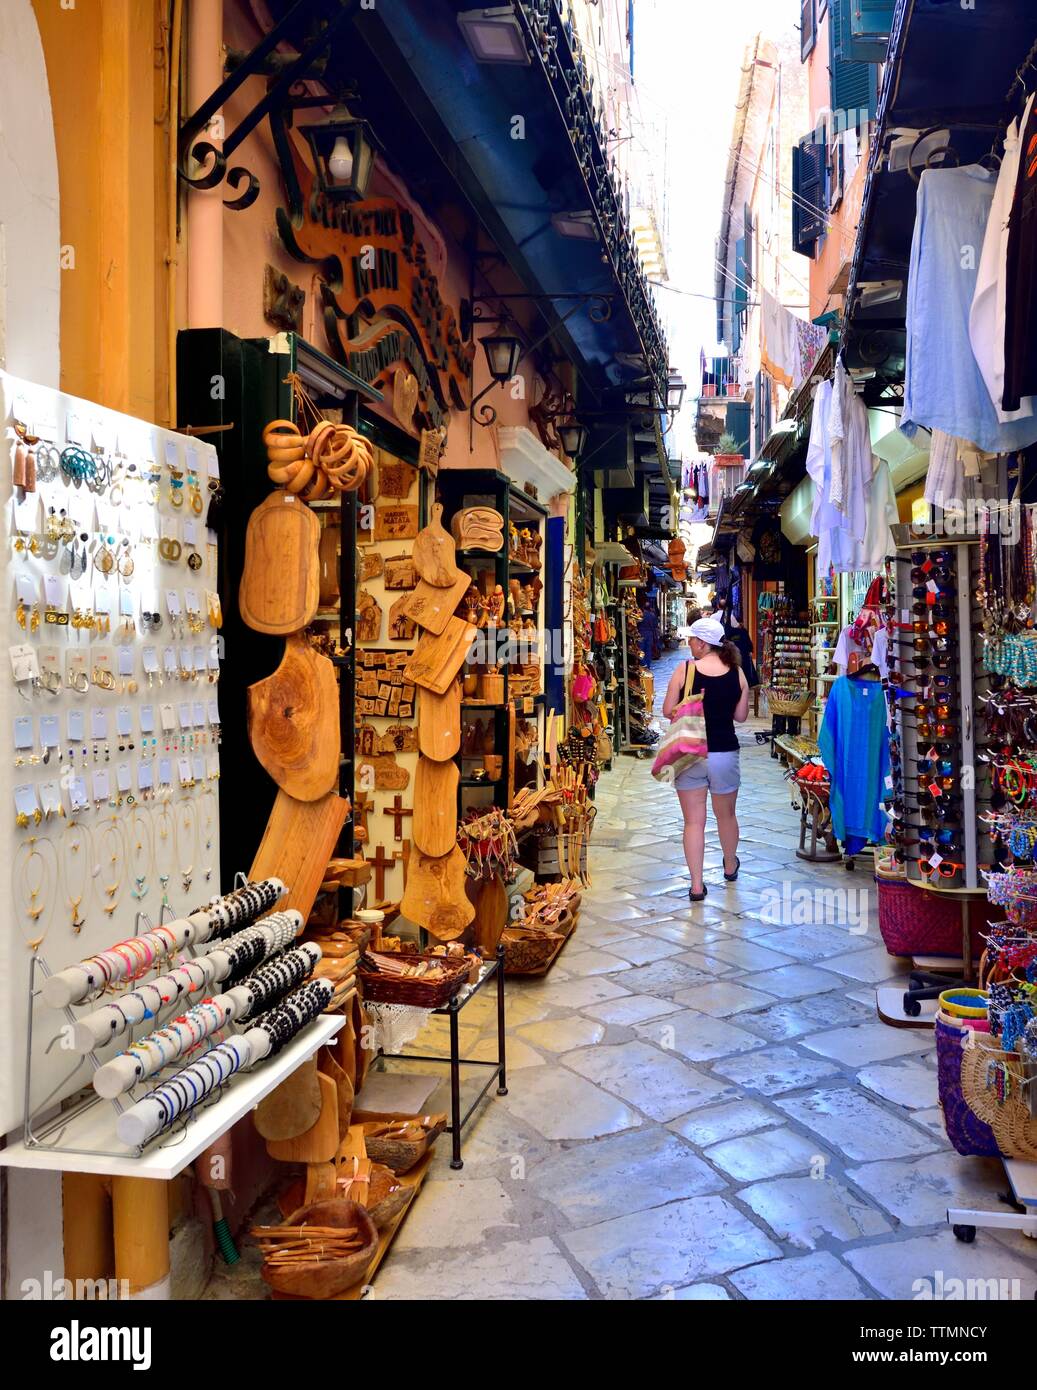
501,926,563,973
934,1018,1000,1157
765,687,812,717
875,875,996,959
360,1116,446,1174
959,1029,1037,1161
359,951,470,1007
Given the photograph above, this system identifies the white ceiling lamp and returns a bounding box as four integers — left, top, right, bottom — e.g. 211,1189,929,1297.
457,6,529,64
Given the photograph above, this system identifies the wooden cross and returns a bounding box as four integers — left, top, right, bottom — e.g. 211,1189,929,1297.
368,844,395,901
382,794,413,841
394,839,410,887
352,792,372,845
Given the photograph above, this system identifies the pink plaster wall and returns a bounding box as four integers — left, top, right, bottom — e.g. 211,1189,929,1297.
219,0,545,474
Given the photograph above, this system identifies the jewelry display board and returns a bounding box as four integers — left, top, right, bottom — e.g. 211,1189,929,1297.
0,371,221,1135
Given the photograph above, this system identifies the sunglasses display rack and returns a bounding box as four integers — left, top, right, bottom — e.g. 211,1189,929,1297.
0,371,226,1142
891,543,983,891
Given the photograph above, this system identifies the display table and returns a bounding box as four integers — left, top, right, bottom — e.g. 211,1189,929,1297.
375,948,506,1169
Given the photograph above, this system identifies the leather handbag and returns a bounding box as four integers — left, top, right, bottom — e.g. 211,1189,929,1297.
651,661,708,784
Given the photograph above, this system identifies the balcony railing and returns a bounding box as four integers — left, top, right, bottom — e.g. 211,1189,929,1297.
699,363,741,402
708,458,747,516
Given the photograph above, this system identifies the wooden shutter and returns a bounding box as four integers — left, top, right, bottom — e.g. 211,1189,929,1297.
830,0,881,124
845,0,895,63
733,237,748,354
800,0,816,60
793,133,826,256
743,205,755,290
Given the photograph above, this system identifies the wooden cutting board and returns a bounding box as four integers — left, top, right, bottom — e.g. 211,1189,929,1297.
401,844,473,940
254,1056,321,1140
398,569,470,636
240,489,320,635
247,634,340,801
266,1071,339,1164
418,680,461,761
403,616,476,693
468,874,508,955
250,788,350,921
412,758,460,856
412,503,460,587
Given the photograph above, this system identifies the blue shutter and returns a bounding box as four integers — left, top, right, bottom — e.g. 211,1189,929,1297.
733,237,748,354
793,133,826,256
844,0,894,63
831,1,882,124
725,402,750,456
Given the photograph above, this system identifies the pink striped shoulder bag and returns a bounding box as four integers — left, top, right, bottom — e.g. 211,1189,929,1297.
651,660,708,784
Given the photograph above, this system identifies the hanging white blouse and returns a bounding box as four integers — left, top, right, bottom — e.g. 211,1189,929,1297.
969,92,1037,424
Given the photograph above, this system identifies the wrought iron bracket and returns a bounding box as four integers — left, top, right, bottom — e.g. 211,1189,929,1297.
467,293,613,441
177,0,357,212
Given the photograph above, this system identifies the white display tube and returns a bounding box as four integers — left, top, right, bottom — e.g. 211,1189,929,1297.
115,1035,254,1149
69,959,217,1053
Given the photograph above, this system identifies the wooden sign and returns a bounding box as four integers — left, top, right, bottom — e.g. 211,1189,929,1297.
383,555,416,590
373,505,419,541
360,551,384,582
375,723,418,755
377,460,414,500
388,595,417,641
276,145,474,430
419,426,446,478
356,589,382,643
357,755,409,791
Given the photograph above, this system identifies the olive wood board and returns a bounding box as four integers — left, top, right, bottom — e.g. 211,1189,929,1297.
397,569,470,636
239,489,320,635
247,634,340,801
412,502,461,588
403,617,476,694
400,844,474,940
253,1055,321,1141
418,680,461,761
412,758,460,857
265,1071,339,1163
250,788,351,922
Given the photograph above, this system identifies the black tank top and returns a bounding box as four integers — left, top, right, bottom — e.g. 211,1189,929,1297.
688,663,741,753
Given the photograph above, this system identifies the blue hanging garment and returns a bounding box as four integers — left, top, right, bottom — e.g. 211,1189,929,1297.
819,675,890,853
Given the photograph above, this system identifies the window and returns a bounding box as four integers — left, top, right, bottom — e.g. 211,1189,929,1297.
830,0,880,130
800,0,817,61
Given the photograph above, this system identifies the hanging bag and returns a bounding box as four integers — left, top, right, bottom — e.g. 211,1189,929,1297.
651,661,708,784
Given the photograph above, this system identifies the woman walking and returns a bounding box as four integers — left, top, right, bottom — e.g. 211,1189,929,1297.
662,617,750,901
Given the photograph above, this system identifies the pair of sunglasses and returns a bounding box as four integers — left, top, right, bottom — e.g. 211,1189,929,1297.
919,857,965,879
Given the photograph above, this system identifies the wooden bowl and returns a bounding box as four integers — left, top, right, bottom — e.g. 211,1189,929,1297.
259,1200,377,1300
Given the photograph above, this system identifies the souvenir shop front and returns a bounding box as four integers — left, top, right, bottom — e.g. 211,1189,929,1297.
783,0,1037,1228
0,0,680,1301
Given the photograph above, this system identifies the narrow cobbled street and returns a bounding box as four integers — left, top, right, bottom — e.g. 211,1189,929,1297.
362,645,1037,1301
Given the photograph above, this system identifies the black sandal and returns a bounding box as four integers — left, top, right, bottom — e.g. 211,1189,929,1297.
689,885,708,902
723,856,740,883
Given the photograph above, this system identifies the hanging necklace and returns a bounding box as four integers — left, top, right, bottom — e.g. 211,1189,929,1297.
14,837,55,951
174,799,197,896
60,820,92,935
198,789,217,884
97,818,126,917
154,804,174,907
130,808,154,901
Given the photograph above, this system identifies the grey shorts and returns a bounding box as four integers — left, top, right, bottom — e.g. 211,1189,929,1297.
674,750,741,795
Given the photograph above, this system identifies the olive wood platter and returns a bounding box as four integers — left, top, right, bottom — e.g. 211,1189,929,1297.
247,634,340,801
239,489,320,635
412,502,461,588
397,569,470,636
403,617,476,694
250,788,351,922
412,757,460,857
400,844,474,940
418,680,461,761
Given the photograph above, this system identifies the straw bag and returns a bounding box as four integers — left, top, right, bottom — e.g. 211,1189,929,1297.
652,661,707,784
959,1028,1037,1161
